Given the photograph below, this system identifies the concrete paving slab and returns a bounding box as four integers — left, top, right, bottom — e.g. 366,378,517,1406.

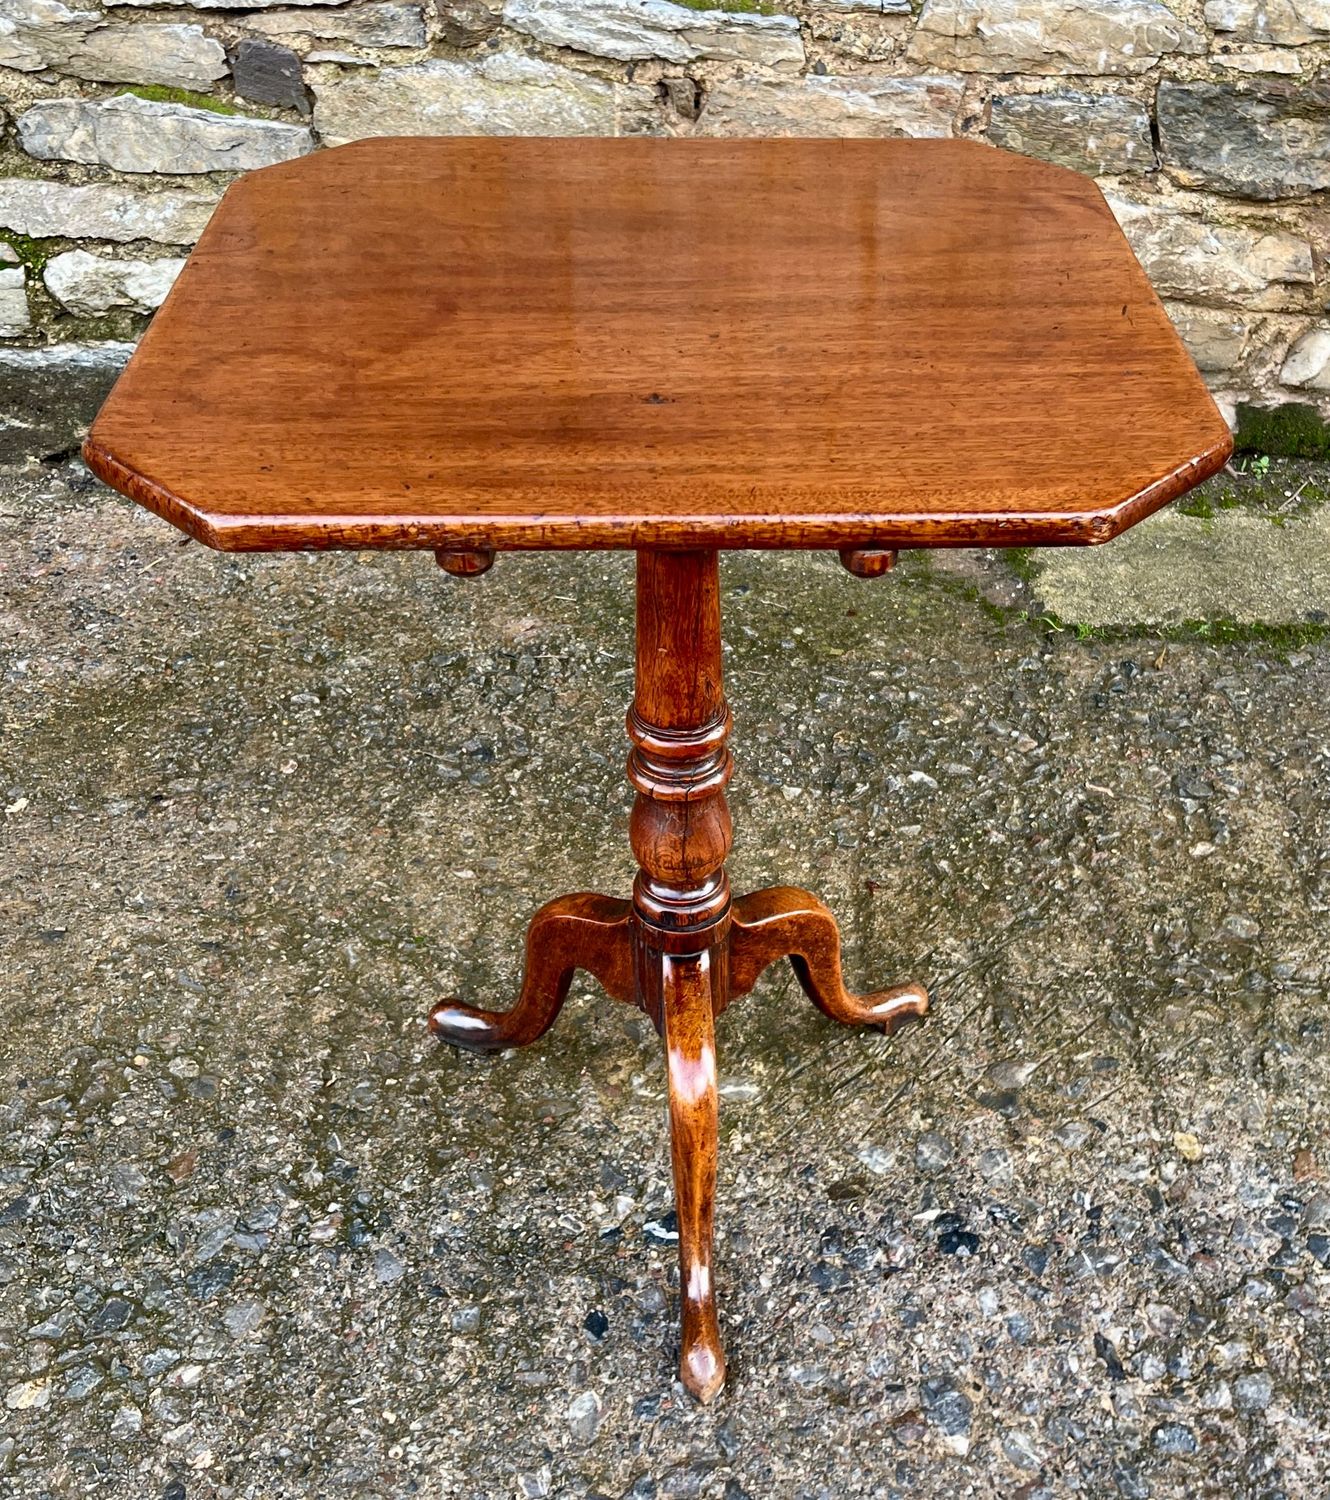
0,343,133,463
1030,504,1330,628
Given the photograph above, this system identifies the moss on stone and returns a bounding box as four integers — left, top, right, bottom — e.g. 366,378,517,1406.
668,0,780,13
1,232,56,275
1031,612,1329,653
59,308,149,342
1234,402,1330,460
1176,486,1244,519
1003,547,1037,584
1168,455,1327,521
117,85,241,116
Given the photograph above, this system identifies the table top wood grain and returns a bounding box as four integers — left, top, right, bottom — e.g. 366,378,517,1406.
84,136,1231,554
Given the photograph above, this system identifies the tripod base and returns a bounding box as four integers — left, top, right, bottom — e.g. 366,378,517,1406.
429,885,927,1402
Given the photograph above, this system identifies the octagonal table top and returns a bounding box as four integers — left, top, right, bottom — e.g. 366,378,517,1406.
84,136,1231,554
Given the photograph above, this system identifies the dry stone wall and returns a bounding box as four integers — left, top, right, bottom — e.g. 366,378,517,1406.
0,0,1327,428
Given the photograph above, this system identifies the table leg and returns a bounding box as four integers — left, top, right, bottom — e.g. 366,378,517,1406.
645,941,726,1403
728,885,929,1031
428,892,633,1051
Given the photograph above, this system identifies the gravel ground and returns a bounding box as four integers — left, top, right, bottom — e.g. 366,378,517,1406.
2,463,1329,1500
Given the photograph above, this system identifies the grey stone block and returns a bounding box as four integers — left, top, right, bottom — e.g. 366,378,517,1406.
0,342,134,463
17,94,314,175
1159,80,1330,200
987,91,1154,175
230,37,308,112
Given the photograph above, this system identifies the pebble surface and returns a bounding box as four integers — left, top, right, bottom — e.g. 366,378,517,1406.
1,465,1329,1496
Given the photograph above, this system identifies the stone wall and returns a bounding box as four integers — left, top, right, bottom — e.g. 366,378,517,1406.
0,0,1327,431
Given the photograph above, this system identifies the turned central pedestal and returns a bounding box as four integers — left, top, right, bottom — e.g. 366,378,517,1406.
428,550,929,1402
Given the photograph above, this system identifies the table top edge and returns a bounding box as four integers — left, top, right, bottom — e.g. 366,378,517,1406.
81,427,1234,555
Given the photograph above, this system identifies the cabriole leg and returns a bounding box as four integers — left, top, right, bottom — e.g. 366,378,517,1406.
728,885,928,1031
641,941,727,1402
428,892,633,1052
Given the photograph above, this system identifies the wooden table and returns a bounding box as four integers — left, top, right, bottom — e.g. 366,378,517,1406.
85,137,1231,1403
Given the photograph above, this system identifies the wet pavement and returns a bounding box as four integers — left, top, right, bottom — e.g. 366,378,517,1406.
2,461,1329,1499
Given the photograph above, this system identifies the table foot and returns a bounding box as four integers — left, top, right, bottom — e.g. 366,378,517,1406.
646,942,726,1403
427,892,633,1052
729,885,929,1032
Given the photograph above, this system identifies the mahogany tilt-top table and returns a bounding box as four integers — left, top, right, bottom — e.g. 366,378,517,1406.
85,136,1231,1403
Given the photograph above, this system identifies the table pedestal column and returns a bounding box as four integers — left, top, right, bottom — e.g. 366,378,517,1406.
429,548,929,1402
627,550,732,1400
